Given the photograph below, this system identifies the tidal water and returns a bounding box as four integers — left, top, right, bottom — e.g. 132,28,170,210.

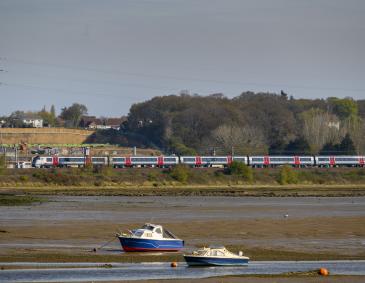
1,260,365,282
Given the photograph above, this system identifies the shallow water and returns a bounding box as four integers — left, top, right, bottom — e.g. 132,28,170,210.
1,261,365,282
1,196,365,224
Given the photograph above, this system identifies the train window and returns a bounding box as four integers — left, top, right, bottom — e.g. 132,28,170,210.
270,158,293,162
182,158,195,162
300,157,312,161
46,158,53,162
202,157,226,162
164,157,177,162
92,158,105,162
131,157,157,162
336,158,357,161
252,158,264,162
233,157,246,162
113,158,125,162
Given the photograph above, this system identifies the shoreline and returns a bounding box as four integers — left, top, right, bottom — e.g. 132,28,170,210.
1,184,365,197
1,247,365,264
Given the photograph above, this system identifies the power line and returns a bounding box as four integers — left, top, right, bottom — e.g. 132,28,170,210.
0,69,182,93
0,82,141,100
2,56,365,93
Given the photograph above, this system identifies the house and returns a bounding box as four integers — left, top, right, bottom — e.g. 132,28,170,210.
21,114,43,128
102,117,126,130
79,116,100,129
328,121,340,130
79,116,126,130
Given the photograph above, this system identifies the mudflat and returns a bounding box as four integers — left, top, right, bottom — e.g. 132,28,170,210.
0,196,364,262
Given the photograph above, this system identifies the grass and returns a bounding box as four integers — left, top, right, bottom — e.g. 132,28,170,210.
0,167,364,196
0,195,45,206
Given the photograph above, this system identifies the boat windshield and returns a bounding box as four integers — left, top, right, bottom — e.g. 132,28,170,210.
193,247,233,257
141,224,155,231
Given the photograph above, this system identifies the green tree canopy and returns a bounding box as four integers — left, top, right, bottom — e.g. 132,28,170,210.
60,103,88,128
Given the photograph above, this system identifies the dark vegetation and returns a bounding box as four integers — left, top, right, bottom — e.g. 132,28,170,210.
116,93,364,155
0,195,44,206
2,93,364,156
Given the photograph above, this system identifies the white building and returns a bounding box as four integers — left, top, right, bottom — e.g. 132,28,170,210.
22,117,43,128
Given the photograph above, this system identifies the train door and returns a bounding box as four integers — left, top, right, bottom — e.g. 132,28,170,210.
157,156,164,167
52,156,59,167
263,156,270,167
196,156,202,167
359,157,364,167
227,156,233,166
329,156,336,167
294,156,300,167
125,157,132,167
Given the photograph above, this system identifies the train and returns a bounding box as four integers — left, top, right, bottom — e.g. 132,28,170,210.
31,155,365,168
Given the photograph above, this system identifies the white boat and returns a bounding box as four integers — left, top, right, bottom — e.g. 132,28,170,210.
117,223,184,252
184,246,249,266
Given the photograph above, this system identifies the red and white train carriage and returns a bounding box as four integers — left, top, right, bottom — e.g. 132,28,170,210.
315,156,365,167
180,156,247,167
248,156,314,167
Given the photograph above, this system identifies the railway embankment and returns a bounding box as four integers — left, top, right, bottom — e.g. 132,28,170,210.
0,166,364,196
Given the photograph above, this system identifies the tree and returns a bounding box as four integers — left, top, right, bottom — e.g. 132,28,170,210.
226,161,254,182
211,124,267,155
338,133,356,155
300,108,341,154
284,137,311,155
278,166,299,185
38,106,56,127
320,134,356,155
320,142,340,155
50,105,56,119
328,97,358,120
342,116,365,154
60,103,88,127
7,111,26,127
169,165,190,183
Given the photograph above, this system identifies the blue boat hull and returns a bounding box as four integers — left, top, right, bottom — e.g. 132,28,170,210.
184,255,249,266
118,236,184,252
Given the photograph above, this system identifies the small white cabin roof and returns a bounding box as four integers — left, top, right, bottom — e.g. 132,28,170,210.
141,223,163,231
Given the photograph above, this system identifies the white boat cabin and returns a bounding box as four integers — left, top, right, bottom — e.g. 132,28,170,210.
130,223,178,240
191,246,247,259
132,224,163,239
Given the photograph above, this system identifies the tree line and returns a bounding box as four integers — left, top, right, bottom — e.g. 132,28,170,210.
124,92,365,155
1,103,88,128
1,92,364,155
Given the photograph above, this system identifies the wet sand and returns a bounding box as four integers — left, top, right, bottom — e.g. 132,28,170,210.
125,276,365,283
1,196,365,263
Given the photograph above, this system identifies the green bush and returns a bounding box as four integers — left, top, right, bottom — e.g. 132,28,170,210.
278,166,299,185
19,175,29,182
0,156,5,174
169,165,190,183
147,171,158,182
226,161,254,182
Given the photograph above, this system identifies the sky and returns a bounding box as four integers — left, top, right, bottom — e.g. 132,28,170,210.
0,0,364,117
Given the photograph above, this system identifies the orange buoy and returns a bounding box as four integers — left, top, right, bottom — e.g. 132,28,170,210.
319,268,329,276
170,262,178,268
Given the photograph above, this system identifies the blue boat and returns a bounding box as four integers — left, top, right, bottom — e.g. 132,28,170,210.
117,223,184,252
184,246,249,266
